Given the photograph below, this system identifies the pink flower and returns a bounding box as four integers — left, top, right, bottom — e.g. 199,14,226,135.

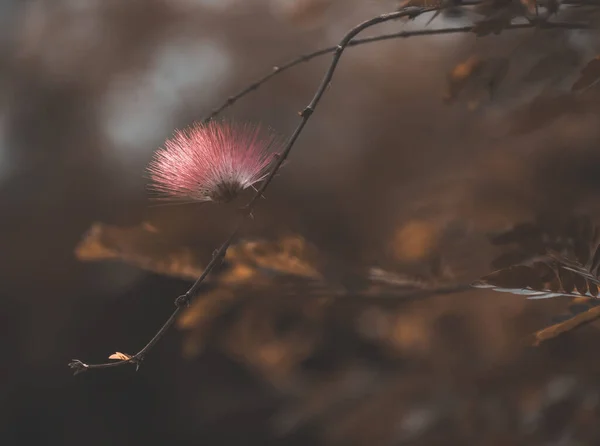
147,120,280,203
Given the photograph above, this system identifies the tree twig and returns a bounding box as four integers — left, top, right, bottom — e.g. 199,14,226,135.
531,305,600,346
203,21,589,123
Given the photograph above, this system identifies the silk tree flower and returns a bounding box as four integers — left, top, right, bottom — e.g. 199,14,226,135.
147,120,280,204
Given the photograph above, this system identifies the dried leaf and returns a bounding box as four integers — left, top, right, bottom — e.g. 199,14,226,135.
75,223,322,283
75,221,460,307
76,220,468,364
475,219,600,299
572,56,600,91
75,222,205,280
108,352,132,361
473,253,600,299
225,235,322,280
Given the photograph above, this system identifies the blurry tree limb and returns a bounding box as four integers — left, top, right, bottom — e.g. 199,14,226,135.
203,20,589,123
531,305,600,346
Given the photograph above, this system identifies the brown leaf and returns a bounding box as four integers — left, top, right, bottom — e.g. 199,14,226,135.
75,221,452,301
225,235,322,281
75,222,323,284
473,253,600,299
572,56,600,91
75,222,205,280
77,220,468,364
108,352,132,361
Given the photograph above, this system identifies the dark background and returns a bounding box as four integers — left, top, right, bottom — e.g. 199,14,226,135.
3,1,600,445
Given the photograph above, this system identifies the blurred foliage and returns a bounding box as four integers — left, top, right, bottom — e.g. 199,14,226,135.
73,208,600,444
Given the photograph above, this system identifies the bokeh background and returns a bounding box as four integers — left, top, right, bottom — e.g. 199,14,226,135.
3,0,600,445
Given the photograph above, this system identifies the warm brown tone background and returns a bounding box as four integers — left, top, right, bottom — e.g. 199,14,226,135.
3,1,600,445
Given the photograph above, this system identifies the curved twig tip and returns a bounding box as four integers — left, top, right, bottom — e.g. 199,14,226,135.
69,360,89,376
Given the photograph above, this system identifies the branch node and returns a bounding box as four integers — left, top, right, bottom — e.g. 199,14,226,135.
131,356,143,371
210,247,228,266
299,107,314,118
175,292,192,308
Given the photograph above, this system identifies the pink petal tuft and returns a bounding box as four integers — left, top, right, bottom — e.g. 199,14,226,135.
147,120,280,203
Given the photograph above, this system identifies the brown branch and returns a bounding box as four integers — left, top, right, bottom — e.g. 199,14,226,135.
203,20,589,123
531,305,600,346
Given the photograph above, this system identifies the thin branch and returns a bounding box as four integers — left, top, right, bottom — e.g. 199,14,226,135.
69,9,592,374
344,283,474,305
203,20,589,123
530,305,600,346
69,7,438,375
